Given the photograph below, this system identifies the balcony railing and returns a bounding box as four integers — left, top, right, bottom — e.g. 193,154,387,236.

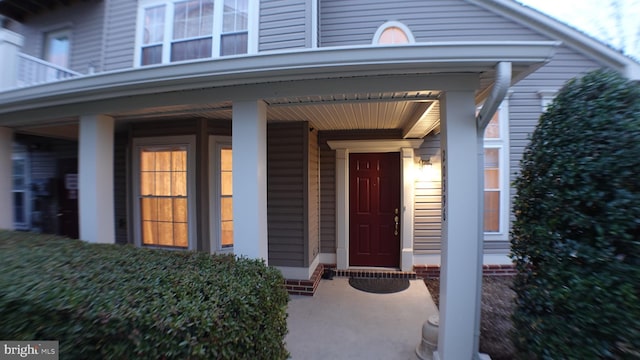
17,53,82,88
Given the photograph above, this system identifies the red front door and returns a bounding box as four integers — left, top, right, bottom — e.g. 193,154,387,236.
349,153,401,267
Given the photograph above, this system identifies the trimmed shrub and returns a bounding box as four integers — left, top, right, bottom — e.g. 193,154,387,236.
0,231,289,359
510,70,640,359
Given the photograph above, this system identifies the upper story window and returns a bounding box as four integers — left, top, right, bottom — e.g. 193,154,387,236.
372,21,415,45
44,29,71,68
136,0,254,66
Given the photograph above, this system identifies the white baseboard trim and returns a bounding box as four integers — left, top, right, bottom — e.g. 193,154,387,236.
318,253,336,264
275,255,321,280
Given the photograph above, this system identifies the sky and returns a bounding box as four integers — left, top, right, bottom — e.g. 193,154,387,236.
517,0,640,60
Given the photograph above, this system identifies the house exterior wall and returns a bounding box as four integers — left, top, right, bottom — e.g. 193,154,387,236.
102,0,137,71
267,122,309,267
260,0,312,51
319,0,549,47
18,1,106,74
414,133,442,254
307,127,320,264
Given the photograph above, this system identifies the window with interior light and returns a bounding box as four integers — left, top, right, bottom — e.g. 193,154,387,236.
372,21,415,44
482,101,510,238
209,136,233,252
12,149,30,230
136,0,253,66
133,136,196,249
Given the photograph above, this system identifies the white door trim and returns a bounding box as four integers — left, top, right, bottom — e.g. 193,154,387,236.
327,139,422,271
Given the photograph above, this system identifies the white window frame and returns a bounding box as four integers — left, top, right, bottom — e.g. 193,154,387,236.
483,100,510,241
12,148,31,230
372,21,416,44
134,0,258,67
132,135,197,250
209,135,233,253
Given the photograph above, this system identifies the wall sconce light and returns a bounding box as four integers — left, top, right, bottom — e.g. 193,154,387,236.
421,158,432,172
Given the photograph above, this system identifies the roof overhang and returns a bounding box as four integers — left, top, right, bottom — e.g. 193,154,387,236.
0,41,560,126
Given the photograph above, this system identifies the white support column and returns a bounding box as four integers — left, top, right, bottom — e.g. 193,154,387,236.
400,147,415,271
0,29,23,91
335,148,348,269
232,100,268,262
0,127,14,230
78,115,115,244
436,91,482,360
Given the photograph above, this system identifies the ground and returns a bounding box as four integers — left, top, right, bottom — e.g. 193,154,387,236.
424,276,516,360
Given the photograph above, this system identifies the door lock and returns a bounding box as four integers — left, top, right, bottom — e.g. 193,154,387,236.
394,208,399,236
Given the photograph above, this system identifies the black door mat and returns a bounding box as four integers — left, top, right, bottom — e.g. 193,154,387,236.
348,277,410,294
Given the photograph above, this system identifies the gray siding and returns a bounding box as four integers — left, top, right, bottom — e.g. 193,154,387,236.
319,0,549,47
414,134,441,254
19,2,106,74
267,122,307,267
260,0,311,51
103,0,137,71
307,128,319,263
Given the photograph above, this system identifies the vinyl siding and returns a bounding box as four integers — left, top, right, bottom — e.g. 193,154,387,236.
18,1,106,74
319,0,549,47
103,0,137,71
267,122,307,267
260,0,311,51
414,134,441,254
307,128,319,264
113,131,128,245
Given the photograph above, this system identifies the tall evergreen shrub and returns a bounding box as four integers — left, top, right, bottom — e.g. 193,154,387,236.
511,70,640,359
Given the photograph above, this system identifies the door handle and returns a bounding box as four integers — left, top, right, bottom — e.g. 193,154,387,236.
394,208,399,236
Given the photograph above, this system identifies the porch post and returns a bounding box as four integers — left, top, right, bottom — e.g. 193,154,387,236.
78,115,115,244
436,91,482,359
0,127,14,230
0,28,23,91
232,100,268,262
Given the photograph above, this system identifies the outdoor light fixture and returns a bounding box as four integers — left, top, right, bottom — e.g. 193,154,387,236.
421,158,432,172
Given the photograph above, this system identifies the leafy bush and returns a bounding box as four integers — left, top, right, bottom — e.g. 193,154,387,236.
510,70,640,359
0,231,289,359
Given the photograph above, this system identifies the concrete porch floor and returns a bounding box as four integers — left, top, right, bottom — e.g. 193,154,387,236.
286,278,438,360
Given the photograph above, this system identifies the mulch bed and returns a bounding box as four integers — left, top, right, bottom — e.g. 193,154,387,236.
424,276,516,360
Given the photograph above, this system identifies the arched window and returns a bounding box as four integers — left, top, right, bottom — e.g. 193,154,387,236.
372,21,415,44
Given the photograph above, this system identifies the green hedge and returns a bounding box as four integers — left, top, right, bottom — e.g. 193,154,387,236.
510,70,640,359
0,231,289,359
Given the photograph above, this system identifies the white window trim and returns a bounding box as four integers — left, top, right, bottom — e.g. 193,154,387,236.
134,0,258,67
372,21,416,44
483,100,510,241
209,135,233,253
132,135,197,250
12,149,31,230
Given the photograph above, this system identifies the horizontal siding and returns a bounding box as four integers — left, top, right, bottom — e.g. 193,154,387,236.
103,0,137,71
319,0,549,47
19,2,106,74
307,128,319,263
260,0,310,51
267,122,307,267
414,134,442,254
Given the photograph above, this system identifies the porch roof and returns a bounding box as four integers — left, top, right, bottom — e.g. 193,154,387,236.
0,42,559,136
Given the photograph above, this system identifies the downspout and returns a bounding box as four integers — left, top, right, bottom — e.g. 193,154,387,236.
473,61,511,359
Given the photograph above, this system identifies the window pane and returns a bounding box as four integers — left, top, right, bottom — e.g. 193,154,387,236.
485,169,499,189
157,222,173,246
223,0,248,32
221,221,233,247
171,38,213,61
173,198,188,223
484,191,500,232
172,150,187,171
174,223,189,247
141,198,158,221
221,172,232,195
155,171,172,196
157,198,173,222
142,45,163,65
378,27,409,44
484,148,499,168
221,197,233,221
142,220,158,245
174,0,214,40
484,111,500,138
220,32,247,56
144,6,165,45
221,148,232,170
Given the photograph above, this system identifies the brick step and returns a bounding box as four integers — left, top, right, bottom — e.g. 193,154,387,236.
325,267,417,280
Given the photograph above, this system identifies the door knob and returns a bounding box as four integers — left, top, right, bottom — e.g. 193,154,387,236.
394,208,399,236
